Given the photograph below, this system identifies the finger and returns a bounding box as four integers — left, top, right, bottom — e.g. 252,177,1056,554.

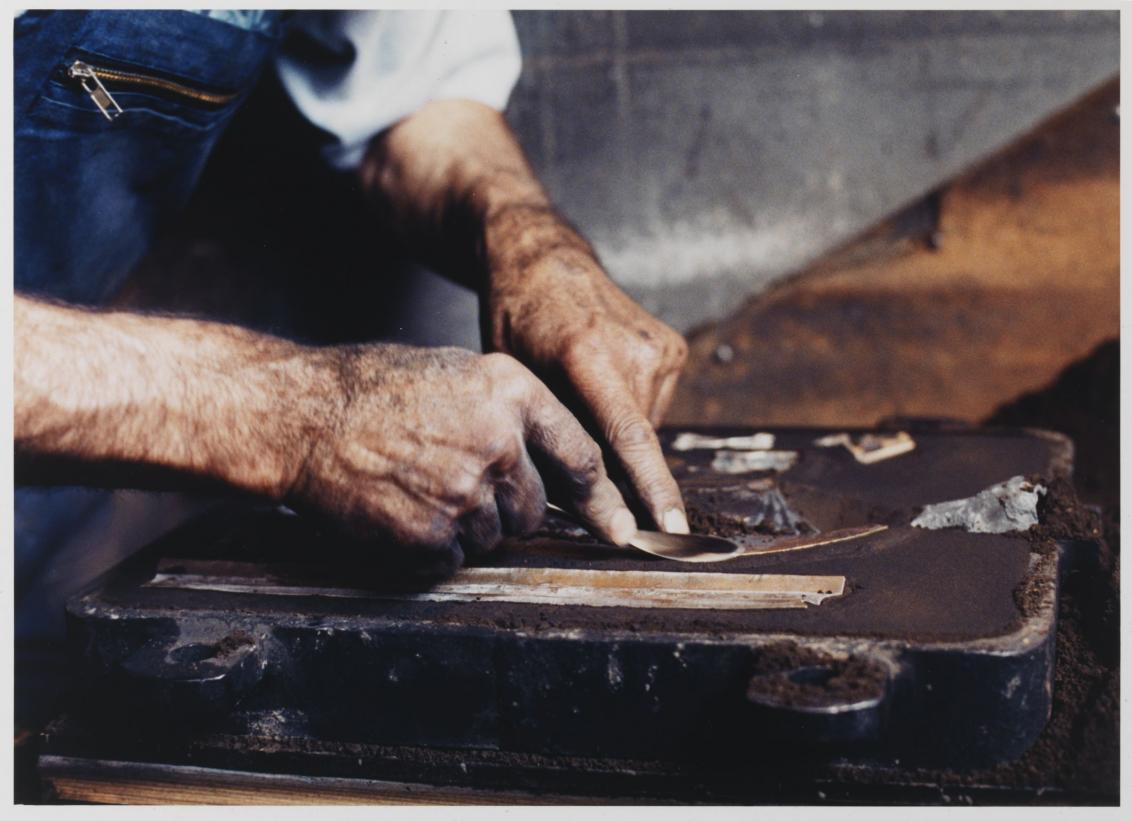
494,446,548,537
520,379,637,546
572,366,688,534
457,492,504,557
365,533,465,582
396,539,466,580
649,370,679,428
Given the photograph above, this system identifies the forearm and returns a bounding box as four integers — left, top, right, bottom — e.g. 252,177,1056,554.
359,100,596,293
14,296,333,495
359,101,688,532
14,294,638,558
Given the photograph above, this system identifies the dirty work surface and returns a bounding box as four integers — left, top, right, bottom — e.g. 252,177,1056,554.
746,641,891,708
129,519,1030,642
104,425,1061,643
473,527,1029,640
665,426,1067,531
42,424,1077,804
978,342,1120,801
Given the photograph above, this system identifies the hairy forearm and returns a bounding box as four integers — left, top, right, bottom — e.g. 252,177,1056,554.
14,295,640,555
357,101,689,532
14,296,334,495
359,99,596,290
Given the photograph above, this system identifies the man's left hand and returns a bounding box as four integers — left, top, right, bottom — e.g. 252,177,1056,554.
363,100,691,534
486,248,690,534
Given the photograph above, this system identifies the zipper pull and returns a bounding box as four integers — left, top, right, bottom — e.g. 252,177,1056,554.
67,61,123,121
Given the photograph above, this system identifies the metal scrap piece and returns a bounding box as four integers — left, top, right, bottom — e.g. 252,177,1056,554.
814,431,916,464
146,563,846,610
711,449,798,474
737,524,889,555
911,475,1046,534
672,431,776,451
685,482,808,535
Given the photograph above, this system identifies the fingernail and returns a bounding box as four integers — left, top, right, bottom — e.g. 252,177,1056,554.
662,508,690,535
609,508,638,545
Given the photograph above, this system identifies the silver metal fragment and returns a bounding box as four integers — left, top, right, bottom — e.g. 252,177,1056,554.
710,449,798,474
673,431,776,451
911,475,1047,534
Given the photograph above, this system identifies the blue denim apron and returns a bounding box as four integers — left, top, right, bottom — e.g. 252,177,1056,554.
15,11,284,640
15,10,284,302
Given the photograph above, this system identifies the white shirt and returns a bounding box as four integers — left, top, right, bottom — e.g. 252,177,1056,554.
275,10,522,169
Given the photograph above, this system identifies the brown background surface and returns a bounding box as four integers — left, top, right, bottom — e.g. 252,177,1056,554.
669,80,1119,430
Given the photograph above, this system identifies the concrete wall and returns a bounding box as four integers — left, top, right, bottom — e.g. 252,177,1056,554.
503,10,1119,333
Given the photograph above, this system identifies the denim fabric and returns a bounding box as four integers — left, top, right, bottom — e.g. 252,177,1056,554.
14,10,282,303
191,10,279,35
14,11,284,641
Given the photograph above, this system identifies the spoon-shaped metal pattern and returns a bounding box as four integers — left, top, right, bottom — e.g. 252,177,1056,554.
545,503,746,563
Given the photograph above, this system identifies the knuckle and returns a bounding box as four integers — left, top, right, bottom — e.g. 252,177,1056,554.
608,413,655,451
560,333,603,370
484,433,522,474
409,515,457,550
515,497,546,536
460,513,502,555
448,469,484,509
480,351,523,380
670,333,689,366
422,545,465,578
633,342,663,371
437,344,477,362
572,443,603,488
498,469,546,537
480,352,536,404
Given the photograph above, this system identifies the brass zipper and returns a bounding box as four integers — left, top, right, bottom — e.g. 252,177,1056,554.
67,60,237,121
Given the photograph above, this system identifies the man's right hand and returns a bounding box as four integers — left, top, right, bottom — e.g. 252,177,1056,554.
286,346,638,572
15,296,636,576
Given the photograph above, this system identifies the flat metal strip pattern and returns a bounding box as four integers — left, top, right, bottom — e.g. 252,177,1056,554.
145,563,846,610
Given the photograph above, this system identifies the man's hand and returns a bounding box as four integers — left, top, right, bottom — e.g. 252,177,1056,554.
288,346,637,572
484,241,690,534
362,100,690,533
15,297,637,573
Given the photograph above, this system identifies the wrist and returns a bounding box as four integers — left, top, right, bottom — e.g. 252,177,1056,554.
483,224,616,360
209,339,345,502
89,313,343,502
482,202,599,289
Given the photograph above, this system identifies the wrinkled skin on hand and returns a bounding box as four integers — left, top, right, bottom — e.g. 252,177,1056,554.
287,345,635,576
486,244,690,533
359,101,688,537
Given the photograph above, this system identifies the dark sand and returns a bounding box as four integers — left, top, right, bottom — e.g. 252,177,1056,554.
127,428,1061,643
746,641,890,708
